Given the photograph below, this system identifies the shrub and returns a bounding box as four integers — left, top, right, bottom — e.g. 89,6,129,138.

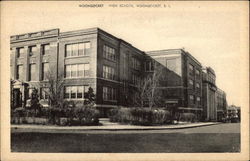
73,106,99,125
109,107,171,125
179,113,197,122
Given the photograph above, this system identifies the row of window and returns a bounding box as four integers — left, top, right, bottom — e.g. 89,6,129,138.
189,64,201,77
103,45,116,61
103,86,117,101
16,62,49,81
16,44,50,58
188,79,201,89
65,64,90,78
65,42,90,58
64,86,89,99
189,95,201,105
32,86,118,102
16,63,90,81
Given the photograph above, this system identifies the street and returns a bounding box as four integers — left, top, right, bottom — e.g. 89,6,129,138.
11,123,240,153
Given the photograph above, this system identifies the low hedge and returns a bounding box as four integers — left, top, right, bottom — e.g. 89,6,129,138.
109,107,171,126
179,113,197,122
11,103,100,126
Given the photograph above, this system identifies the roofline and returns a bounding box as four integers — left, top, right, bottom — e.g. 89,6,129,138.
146,48,202,66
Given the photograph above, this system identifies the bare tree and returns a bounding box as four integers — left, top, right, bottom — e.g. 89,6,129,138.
134,62,165,109
40,66,65,108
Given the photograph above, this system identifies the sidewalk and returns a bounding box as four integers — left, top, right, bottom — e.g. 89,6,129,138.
11,118,221,131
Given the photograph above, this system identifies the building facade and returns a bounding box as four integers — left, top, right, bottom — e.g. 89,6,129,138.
216,88,228,121
10,27,226,119
146,49,203,119
202,67,217,121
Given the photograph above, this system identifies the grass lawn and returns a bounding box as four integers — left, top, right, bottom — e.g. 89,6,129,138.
11,132,240,153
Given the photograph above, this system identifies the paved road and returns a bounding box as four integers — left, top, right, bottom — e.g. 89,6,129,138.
11,123,240,152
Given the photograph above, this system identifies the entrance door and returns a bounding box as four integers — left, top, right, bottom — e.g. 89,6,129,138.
13,88,22,108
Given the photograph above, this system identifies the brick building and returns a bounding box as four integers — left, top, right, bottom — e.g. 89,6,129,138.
202,67,217,121
10,27,226,119
216,88,228,121
146,49,203,119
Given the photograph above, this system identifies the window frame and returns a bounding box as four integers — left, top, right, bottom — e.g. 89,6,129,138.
64,63,90,79
16,64,23,80
17,47,24,58
64,85,89,100
103,45,116,61
103,65,115,80
29,63,36,81
65,42,91,58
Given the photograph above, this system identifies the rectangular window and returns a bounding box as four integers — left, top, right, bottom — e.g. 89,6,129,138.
132,74,140,85
189,95,195,104
28,88,34,99
196,82,200,89
42,44,50,55
65,63,90,78
17,48,24,58
41,88,49,100
103,65,115,80
64,86,89,99
29,64,36,81
189,79,194,86
189,64,194,75
196,97,201,105
103,87,108,101
103,45,116,61
195,69,200,76
29,46,37,56
189,64,194,71
42,62,49,80
145,61,154,71
65,42,90,57
103,86,116,101
16,65,23,80
132,57,141,70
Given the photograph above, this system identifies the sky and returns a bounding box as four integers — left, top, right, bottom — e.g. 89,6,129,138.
1,1,249,108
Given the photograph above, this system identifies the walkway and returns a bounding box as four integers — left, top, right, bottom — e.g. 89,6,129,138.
11,118,220,131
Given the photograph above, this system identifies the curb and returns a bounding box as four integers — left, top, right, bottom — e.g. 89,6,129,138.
11,122,221,132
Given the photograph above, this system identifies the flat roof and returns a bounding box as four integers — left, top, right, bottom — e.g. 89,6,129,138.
146,49,202,66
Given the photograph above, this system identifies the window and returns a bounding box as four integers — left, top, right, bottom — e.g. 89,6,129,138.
196,83,200,89
103,86,116,101
29,64,36,81
132,74,140,85
65,42,90,57
103,65,115,80
41,88,49,100
189,79,194,86
28,88,34,99
64,86,89,99
65,63,89,78
196,97,201,104
189,64,194,75
189,95,194,104
189,64,194,71
42,62,49,80
145,61,154,71
29,46,37,56
103,45,116,61
132,57,141,70
16,65,23,80
42,44,50,55
17,48,24,58
195,69,200,76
